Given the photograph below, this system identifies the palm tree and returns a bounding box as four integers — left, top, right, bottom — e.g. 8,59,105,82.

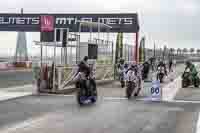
172,48,175,55
190,48,194,56
183,48,188,55
177,48,181,55
197,49,200,55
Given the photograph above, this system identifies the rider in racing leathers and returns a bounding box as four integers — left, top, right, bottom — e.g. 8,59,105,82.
169,58,173,72
142,61,150,80
156,61,168,81
124,63,129,82
117,58,125,80
184,60,198,84
126,62,142,97
78,56,90,76
157,61,167,75
74,56,91,88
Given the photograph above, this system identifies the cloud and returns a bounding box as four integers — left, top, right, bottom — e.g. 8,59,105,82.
0,0,200,53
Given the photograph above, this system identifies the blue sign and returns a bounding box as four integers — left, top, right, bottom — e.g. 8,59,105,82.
150,80,162,100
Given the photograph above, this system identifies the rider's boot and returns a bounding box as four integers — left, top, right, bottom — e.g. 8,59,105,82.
134,88,141,97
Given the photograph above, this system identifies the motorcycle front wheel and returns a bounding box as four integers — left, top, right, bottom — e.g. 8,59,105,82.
157,73,164,83
77,89,84,105
182,79,189,88
126,82,135,99
89,79,98,103
194,77,200,88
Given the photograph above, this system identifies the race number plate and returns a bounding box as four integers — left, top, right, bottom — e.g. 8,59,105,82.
150,80,162,101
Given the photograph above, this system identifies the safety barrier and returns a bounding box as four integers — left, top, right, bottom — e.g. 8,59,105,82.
56,65,114,90
0,62,14,70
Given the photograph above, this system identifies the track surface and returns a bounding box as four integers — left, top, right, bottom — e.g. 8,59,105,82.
0,64,200,133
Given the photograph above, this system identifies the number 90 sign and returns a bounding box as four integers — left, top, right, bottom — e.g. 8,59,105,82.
150,80,162,99
151,87,160,95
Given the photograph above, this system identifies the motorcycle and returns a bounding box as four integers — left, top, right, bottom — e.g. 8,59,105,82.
182,68,200,88
76,72,97,105
157,66,165,83
126,69,139,99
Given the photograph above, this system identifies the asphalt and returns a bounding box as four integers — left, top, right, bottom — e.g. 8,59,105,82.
0,95,199,133
0,64,199,133
0,70,33,88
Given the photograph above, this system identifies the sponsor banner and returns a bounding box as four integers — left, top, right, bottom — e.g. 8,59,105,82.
40,16,54,32
0,13,139,32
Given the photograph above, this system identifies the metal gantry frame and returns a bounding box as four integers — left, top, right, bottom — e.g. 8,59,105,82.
34,21,114,92
34,28,80,92
78,21,113,63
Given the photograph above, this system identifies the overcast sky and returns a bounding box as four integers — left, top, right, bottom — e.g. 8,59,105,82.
0,0,199,56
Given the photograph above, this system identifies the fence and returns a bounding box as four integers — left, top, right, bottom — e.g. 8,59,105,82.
56,65,113,90
123,44,134,62
45,38,115,66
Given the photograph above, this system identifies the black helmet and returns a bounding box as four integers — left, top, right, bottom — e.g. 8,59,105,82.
185,60,191,66
119,58,125,64
83,56,89,61
131,63,136,69
124,63,129,68
159,61,163,64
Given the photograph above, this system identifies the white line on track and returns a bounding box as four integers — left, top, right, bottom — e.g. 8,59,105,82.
38,94,75,97
103,97,128,100
196,112,200,133
167,100,200,104
103,96,200,104
1,84,33,90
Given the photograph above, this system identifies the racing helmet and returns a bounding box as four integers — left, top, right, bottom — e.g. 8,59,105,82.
130,62,137,68
159,61,164,65
119,58,125,64
124,63,129,69
185,60,191,66
83,56,89,62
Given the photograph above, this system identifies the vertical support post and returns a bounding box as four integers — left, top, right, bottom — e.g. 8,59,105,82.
40,42,43,81
60,29,65,65
40,43,43,69
21,8,23,14
129,45,131,61
78,24,82,63
97,21,100,64
98,21,100,41
112,41,116,80
65,28,69,65
58,67,62,90
154,42,156,58
69,32,72,65
135,32,139,63
76,34,80,64
106,29,108,62
61,48,63,65
53,28,57,92
111,42,114,64
90,24,92,42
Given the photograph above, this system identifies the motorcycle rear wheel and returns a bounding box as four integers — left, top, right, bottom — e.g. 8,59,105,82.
194,78,199,88
182,79,189,88
77,89,84,105
157,73,164,83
